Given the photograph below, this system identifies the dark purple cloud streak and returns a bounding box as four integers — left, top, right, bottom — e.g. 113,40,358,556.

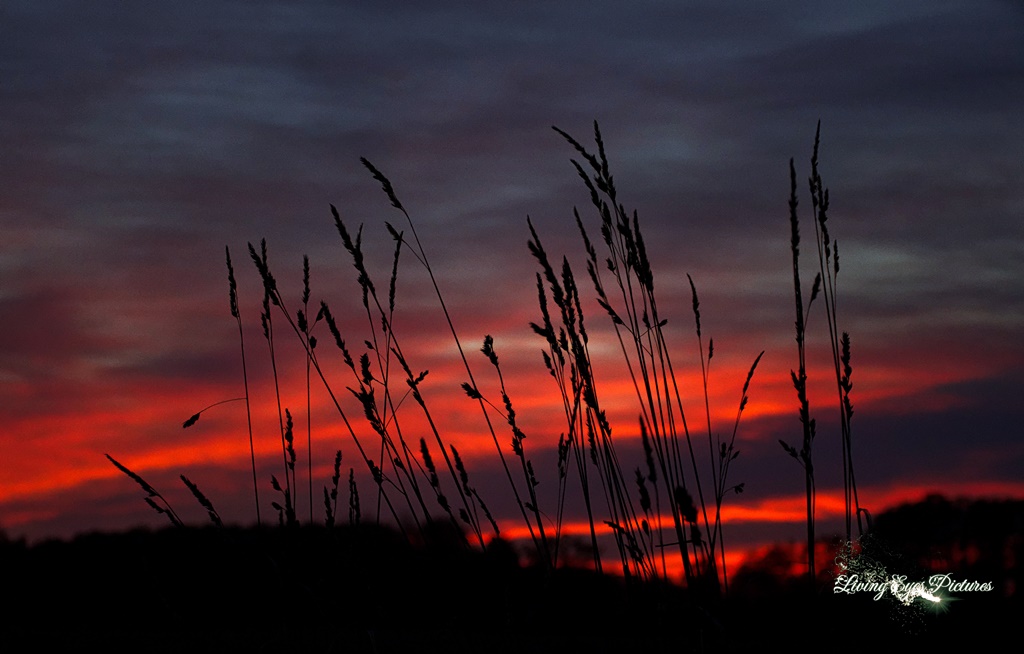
1,1,1022,545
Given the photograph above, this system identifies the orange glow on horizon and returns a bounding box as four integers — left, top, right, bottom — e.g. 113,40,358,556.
3,252,1021,544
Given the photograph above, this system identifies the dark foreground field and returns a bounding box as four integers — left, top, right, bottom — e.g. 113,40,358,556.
4,498,1020,654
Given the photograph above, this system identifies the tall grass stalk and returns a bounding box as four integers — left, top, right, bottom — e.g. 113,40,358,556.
246,239,409,535
464,336,552,562
533,122,763,592
782,124,865,585
248,240,298,525
552,123,705,583
225,247,261,526
329,204,486,547
301,255,315,524
324,449,342,528
528,217,655,579
806,123,862,540
781,154,821,586
181,474,224,527
106,454,183,527
358,160,548,561
527,249,602,570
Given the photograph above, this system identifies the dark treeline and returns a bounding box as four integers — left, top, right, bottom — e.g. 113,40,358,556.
733,493,1023,596
3,522,705,653
2,494,1020,652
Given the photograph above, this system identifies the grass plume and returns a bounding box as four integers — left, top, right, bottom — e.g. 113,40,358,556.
104,121,869,609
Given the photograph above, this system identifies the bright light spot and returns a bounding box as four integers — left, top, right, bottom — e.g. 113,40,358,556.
919,590,941,603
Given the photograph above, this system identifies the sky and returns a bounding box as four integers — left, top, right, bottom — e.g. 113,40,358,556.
2,0,1022,567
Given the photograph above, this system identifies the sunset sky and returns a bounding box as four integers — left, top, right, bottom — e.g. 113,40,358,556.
2,0,1022,565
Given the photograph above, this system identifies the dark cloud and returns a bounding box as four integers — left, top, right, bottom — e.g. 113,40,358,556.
0,286,112,373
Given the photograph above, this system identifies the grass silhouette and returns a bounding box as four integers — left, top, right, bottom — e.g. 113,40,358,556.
98,122,919,649
114,123,774,582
